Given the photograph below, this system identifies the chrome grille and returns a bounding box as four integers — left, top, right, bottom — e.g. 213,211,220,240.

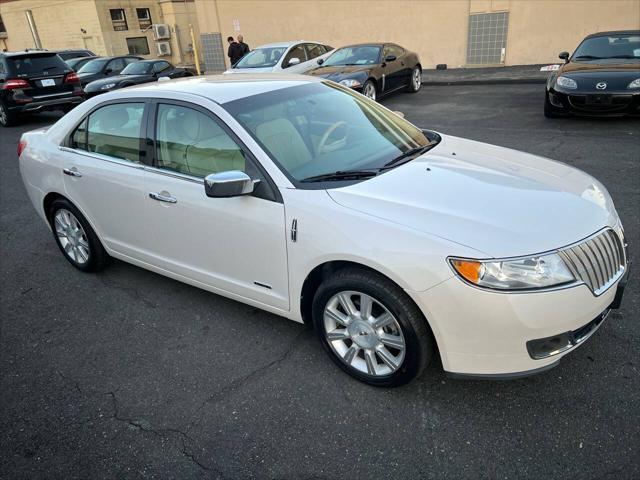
559,229,626,296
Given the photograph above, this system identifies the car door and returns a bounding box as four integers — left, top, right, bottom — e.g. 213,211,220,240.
280,44,308,73
143,100,290,310
60,100,154,260
381,45,405,91
106,57,126,76
301,43,328,72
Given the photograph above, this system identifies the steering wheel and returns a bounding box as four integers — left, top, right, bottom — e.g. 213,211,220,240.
317,121,349,155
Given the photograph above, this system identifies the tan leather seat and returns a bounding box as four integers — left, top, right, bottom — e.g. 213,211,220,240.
255,118,311,171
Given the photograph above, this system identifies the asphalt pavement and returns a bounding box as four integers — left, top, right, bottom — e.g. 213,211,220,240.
1,84,639,479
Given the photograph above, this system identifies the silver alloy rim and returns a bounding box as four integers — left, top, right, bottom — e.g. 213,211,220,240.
363,82,376,101
0,104,7,125
412,68,421,91
323,290,406,376
54,209,90,265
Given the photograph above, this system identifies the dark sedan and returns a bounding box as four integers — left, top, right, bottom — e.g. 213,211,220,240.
83,60,193,97
545,30,640,117
307,43,422,101
65,56,100,72
76,55,143,87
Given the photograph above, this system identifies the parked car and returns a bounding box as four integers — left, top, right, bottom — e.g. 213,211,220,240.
545,30,640,117
53,49,96,61
18,75,629,386
76,55,142,87
0,50,83,127
65,56,100,72
83,60,193,97
224,41,334,75
307,43,422,101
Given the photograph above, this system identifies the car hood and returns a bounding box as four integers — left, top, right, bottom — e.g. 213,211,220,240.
224,66,275,74
327,134,618,258
310,65,371,81
84,74,151,90
559,61,640,89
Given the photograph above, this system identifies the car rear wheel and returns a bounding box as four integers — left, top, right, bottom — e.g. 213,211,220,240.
48,198,109,272
406,66,422,92
362,80,377,101
312,267,434,387
0,100,18,127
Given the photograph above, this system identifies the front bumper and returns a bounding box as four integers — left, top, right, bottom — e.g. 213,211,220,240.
407,264,629,378
548,87,640,116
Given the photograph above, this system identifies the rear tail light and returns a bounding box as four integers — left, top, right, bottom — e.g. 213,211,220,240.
64,72,80,84
3,79,30,90
17,139,27,158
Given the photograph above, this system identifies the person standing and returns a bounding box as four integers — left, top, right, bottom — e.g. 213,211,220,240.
237,35,250,59
227,36,242,66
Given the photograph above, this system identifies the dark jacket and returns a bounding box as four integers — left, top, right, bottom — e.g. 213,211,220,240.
238,41,250,57
228,42,242,65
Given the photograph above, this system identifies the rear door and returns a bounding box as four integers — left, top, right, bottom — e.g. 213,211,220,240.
5,53,75,98
60,100,154,260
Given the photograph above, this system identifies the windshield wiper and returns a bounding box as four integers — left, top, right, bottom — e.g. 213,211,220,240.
574,55,603,60
605,55,638,59
300,169,378,183
380,144,433,170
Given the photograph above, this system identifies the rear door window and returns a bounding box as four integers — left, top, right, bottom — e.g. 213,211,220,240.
79,103,146,163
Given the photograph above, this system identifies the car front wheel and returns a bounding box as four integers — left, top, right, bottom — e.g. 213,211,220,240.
361,80,377,101
312,267,434,387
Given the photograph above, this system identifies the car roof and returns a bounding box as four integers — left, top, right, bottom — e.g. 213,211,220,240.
334,43,386,49
584,30,640,39
1,50,59,57
254,40,327,48
116,73,322,104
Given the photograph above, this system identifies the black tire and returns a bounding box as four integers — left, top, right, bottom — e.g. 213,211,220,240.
312,267,434,387
0,100,18,127
406,66,422,93
361,79,377,101
48,198,109,272
544,91,558,118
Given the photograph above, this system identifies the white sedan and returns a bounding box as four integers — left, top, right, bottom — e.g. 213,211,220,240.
18,75,629,386
223,41,334,75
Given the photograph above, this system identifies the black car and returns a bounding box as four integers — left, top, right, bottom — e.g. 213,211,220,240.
307,43,422,101
0,50,83,127
76,55,142,87
545,30,640,117
83,59,193,97
53,49,96,61
65,56,100,72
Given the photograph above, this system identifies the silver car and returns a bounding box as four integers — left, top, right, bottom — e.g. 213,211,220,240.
224,41,334,75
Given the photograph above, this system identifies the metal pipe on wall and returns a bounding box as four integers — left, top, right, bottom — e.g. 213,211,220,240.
25,10,42,49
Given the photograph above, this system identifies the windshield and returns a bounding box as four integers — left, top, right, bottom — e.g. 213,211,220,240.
573,34,640,60
78,58,108,73
222,82,433,185
323,46,382,66
122,62,152,75
234,47,287,68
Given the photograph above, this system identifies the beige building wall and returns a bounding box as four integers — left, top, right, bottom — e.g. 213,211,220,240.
0,0,104,54
194,0,640,69
0,0,200,66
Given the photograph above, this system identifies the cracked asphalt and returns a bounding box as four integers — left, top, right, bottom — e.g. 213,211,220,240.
1,84,639,479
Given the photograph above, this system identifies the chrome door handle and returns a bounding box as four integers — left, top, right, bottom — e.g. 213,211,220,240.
63,167,82,177
149,192,177,203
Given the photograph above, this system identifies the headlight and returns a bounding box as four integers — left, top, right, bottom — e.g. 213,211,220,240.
627,78,640,89
556,76,577,89
450,253,575,291
339,79,362,88
101,83,116,90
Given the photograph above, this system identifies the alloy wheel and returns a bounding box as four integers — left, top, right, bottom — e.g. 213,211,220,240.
54,209,91,265
0,104,7,125
362,82,376,101
323,290,406,376
412,68,422,91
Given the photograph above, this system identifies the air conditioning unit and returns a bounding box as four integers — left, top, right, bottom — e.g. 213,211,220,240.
152,24,171,40
156,41,171,56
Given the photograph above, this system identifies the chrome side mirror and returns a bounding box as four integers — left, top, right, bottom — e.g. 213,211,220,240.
204,171,258,198
287,57,301,67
